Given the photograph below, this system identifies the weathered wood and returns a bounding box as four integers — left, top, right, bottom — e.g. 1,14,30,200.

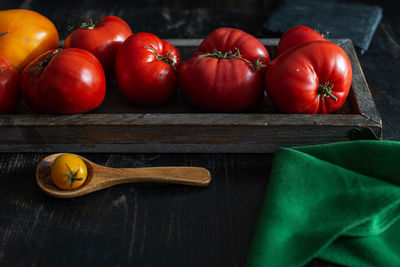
340,39,382,123
0,39,382,153
0,151,276,267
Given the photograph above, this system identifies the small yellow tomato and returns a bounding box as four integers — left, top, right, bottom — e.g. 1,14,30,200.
50,153,87,190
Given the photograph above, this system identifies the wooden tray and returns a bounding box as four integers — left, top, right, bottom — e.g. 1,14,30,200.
0,39,382,153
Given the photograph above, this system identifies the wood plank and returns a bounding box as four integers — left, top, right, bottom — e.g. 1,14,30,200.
342,39,382,123
0,113,378,126
0,123,380,153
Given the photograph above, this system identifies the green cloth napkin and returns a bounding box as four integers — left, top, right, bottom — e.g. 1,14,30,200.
246,140,400,267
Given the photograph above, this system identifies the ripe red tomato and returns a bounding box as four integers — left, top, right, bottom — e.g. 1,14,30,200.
179,27,270,112
63,16,132,78
115,32,182,106
0,55,19,114
265,41,352,114
277,26,325,55
21,48,106,114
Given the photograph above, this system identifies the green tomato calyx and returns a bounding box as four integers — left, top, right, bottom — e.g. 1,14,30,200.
318,81,338,101
198,48,264,71
27,49,61,73
144,46,176,73
63,163,84,188
80,19,96,30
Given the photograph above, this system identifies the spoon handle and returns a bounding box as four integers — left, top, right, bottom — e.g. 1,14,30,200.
97,166,211,186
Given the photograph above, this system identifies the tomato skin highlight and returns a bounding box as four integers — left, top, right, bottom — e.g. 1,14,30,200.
0,55,19,114
21,48,106,114
277,26,325,55
178,27,269,112
50,154,88,190
115,32,182,106
63,16,132,78
0,9,59,71
265,41,352,114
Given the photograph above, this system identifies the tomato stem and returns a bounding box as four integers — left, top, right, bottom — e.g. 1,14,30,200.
63,163,83,188
0,66,3,73
80,19,96,29
143,46,177,73
314,29,330,38
198,48,264,71
0,31,8,38
318,81,338,101
321,32,330,39
27,49,62,73
68,19,96,32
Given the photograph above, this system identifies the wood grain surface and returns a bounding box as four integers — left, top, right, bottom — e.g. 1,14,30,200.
0,0,399,267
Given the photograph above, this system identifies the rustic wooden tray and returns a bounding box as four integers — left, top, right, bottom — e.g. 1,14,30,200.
0,39,381,153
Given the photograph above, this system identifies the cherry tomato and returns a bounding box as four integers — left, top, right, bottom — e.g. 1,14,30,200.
265,41,352,114
115,32,182,106
277,26,325,55
63,16,132,78
0,55,19,114
0,9,59,71
51,154,88,190
20,48,106,114
178,28,270,112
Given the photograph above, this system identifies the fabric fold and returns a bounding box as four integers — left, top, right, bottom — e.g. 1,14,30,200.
246,141,400,267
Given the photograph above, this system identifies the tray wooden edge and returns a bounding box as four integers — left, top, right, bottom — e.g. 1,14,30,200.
339,39,382,135
0,39,383,153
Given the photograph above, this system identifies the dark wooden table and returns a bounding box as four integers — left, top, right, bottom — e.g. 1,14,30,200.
1,0,399,266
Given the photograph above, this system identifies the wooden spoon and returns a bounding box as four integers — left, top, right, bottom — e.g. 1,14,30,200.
36,153,211,198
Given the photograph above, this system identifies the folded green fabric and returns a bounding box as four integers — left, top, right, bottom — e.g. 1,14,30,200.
246,140,400,267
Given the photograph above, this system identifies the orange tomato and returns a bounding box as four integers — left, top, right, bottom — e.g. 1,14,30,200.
50,154,88,190
0,9,59,71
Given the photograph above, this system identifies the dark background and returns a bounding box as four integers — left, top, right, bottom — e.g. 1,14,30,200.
1,0,399,266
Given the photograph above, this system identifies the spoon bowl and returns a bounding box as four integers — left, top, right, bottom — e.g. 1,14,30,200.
36,153,211,198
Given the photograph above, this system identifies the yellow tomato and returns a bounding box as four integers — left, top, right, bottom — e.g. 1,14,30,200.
50,153,88,190
0,9,59,71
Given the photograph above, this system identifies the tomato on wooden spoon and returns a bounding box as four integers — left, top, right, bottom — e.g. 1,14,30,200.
277,26,326,55
0,55,19,114
21,48,106,114
178,27,270,112
63,16,132,78
265,41,352,114
115,32,182,106
0,9,59,71
51,154,87,190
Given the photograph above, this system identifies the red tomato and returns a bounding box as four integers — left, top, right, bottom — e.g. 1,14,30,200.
63,16,132,78
265,41,352,114
277,26,325,55
0,55,19,113
178,28,270,112
115,32,182,106
21,48,106,114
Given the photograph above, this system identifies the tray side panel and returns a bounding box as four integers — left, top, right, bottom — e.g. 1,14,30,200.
0,117,381,153
337,40,382,123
